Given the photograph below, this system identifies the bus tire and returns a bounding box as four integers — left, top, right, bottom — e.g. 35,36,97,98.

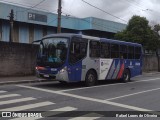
122,69,130,83
85,70,97,87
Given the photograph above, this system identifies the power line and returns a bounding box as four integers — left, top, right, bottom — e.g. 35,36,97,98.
127,0,148,9
16,0,47,12
0,0,33,8
81,0,127,23
0,0,56,14
123,0,146,10
122,0,160,18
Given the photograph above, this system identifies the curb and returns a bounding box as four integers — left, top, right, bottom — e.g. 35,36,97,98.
0,79,54,86
142,72,160,75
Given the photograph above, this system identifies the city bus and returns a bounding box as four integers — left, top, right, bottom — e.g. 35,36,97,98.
35,33,143,86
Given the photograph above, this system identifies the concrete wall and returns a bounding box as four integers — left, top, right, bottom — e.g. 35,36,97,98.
0,41,159,77
0,41,39,77
142,54,160,72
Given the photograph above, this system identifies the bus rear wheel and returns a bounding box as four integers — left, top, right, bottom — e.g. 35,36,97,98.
122,69,130,83
85,70,97,87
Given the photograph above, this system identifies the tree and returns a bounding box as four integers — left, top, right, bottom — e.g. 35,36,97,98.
153,24,160,34
115,15,160,51
153,24,160,72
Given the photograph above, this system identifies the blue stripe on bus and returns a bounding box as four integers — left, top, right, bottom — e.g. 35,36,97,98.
111,59,119,79
105,60,114,80
106,60,115,80
112,60,121,79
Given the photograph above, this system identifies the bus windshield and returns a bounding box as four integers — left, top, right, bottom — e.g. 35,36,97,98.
37,37,68,68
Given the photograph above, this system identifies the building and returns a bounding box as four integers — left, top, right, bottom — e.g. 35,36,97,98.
0,2,127,43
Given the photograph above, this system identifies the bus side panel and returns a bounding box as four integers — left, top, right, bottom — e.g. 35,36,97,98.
124,60,134,78
67,61,82,82
105,59,124,80
132,60,142,77
81,58,99,81
124,59,141,78
111,59,121,79
99,59,113,80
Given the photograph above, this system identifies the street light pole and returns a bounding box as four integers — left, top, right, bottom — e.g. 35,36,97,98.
57,0,62,33
9,9,14,42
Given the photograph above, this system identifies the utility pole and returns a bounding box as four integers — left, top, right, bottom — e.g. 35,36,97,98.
8,9,14,42
57,0,62,33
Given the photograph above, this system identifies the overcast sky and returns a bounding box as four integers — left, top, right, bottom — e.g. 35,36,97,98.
0,0,160,25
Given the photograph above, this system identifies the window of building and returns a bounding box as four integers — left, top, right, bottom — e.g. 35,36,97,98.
90,41,100,58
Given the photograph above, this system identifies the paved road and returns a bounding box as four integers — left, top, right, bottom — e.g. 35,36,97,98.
0,74,160,120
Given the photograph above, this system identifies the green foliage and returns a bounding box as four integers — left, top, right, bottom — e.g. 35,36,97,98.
115,15,160,51
153,24,160,33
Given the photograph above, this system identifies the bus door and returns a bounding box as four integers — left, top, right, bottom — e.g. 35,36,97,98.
68,37,88,82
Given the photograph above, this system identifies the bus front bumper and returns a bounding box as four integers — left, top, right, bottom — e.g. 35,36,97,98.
36,70,69,82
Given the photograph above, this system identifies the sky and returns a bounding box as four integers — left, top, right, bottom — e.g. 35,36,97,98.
0,0,160,25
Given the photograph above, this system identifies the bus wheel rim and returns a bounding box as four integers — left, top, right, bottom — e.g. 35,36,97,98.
88,74,94,83
124,73,128,81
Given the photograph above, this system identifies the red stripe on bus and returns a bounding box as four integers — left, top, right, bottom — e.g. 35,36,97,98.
117,63,124,79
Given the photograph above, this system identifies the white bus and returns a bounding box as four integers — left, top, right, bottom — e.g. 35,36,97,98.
35,33,143,86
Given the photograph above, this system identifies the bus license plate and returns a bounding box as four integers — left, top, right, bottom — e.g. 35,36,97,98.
43,74,49,78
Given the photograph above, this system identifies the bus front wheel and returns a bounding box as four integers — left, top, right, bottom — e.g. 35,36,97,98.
85,70,97,87
122,69,130,82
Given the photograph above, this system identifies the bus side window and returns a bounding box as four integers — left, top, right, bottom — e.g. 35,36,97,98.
69,38,88,64
135,47,141,59
111,44,119,58
128,46,134,59
120,45,128,59
90,41,100,58
100,42,110,58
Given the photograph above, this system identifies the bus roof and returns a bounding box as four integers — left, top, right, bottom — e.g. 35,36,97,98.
101,38,142,47
42,33,100,40
42,33,81,39
42,33,142,47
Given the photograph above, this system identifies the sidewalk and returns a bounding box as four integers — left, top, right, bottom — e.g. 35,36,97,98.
142,71,160,75
0,76,50,85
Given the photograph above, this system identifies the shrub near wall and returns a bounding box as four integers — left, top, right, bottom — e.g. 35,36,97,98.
0,41,39,77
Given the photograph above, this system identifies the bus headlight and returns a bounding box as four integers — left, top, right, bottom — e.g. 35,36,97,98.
59,66,67,73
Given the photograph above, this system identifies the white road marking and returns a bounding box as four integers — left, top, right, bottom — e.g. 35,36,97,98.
69,113,103,120
0,94,20,99
0,90,7,93
0,79,45,84
0,101,54,111
106,87,160,101
42,106,77,118
49,106,77,111
17,85,160,115
0,97,36,105
60,78,160,92
11,106,77,120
